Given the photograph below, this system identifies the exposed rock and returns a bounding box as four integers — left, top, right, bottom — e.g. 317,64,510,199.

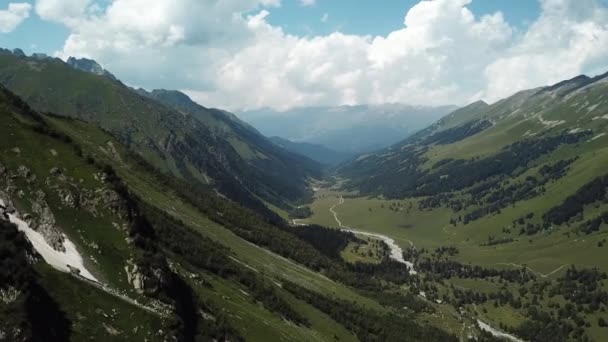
57,188,77,208
80,188,125,218
0,286,20,305
67,265,82,275
10,147,20,154
30,193,66,252
49,167,61,176
125,260,145,293
66,57,117,81
16,165,35,182
0,163,5,176
12,48,25,57
103,323,121,336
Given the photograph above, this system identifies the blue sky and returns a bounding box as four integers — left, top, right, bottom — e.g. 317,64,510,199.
2,0,543,55
267,0,541,37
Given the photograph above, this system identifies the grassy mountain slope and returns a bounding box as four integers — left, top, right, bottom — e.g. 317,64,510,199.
0,86,465,341
0,51,319,212
323,71,608,341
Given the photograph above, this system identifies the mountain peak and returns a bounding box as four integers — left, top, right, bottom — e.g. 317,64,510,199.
66,57,116,80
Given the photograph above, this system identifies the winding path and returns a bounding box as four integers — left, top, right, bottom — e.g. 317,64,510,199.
496,263,569,279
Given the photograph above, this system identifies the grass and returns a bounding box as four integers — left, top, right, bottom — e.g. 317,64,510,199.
36,264,165,342
46,114,395,337
341,240,383,264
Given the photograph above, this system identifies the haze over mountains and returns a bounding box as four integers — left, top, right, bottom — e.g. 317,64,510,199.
238,104,457,156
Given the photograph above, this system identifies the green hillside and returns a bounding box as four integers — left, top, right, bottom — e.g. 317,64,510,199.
0,51,320,213
0,85,470,341
316,71,608,341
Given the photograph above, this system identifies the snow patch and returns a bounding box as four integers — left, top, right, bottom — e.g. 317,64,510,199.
568,128,583,134
538,116,566,129
587,104,600,112
7,213,98,282
591,133,606,141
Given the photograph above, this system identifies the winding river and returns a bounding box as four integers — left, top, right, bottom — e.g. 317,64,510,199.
324,194,525,342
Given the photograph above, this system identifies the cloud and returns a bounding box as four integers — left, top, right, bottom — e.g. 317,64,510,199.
321,12,328,23
0,2,32,33
482,0,608,102
40,0,608,111
35,0,92,27
300,0,315,6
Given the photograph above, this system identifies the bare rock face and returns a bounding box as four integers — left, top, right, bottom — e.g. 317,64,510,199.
57,188,77,208
125,260,145,293
16,165,35,183
0,286,20,305
30,191,66,252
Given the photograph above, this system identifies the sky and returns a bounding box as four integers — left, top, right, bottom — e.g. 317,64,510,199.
1,0,608,111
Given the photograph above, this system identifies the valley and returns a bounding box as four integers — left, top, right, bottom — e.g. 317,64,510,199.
1,4,607,339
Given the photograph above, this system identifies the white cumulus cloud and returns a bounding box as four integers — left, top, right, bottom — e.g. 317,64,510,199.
0,2,32,33
38,0,608,111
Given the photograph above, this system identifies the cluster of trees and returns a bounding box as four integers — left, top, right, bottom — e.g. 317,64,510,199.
419,120,493,146
550,267,608,310
579,212,608,234
544,174,608,226
353,130,590,200
289,224,357,260
426,151,579,225
283,281,458,342
539,158,577,182
416,258,533,283
479,236,515,247
0,220,71,341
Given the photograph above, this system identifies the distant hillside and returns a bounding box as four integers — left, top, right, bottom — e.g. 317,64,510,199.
239,104,457,154
339,70,608,215
0,50,321,212
269,136,352,166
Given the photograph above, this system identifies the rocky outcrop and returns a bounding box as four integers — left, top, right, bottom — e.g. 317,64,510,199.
66,57,117,81
0,286,20,305
29,190,66,252
125,260,145,293
16,165,35,183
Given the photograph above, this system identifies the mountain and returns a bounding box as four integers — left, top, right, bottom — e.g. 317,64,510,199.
66,57,117,80
269,136,352,165
0,51,321,212
0,85,457,341
239,104,457,155
338,71,608,200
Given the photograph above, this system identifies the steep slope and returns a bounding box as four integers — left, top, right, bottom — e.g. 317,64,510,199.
0,50,320,212
339,71,608,199
269,136,352,166
299,71,608,342
139,88,322,187
239,104,457,154
0,86,461,341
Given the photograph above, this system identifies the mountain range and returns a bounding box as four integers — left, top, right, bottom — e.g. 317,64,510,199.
0,49,320,214
2,45,608,342
239,104,457,155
